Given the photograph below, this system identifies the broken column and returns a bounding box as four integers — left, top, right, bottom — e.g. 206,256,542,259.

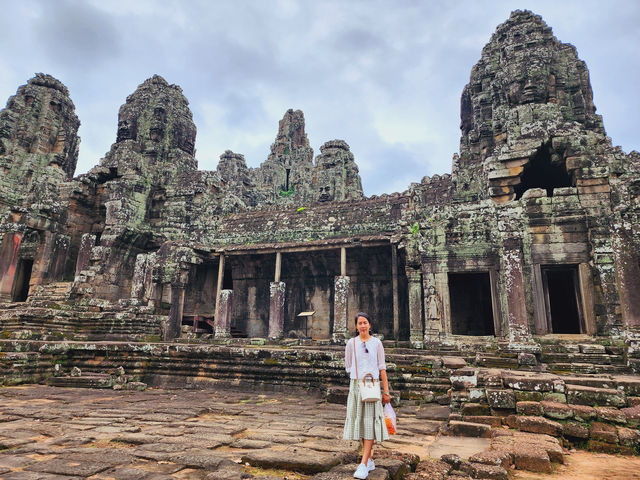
214,289,233,338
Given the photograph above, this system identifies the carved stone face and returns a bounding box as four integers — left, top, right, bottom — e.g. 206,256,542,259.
117,118,137,142
318,185,333,202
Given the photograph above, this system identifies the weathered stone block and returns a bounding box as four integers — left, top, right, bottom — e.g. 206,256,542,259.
542,392,566,403
516,401,543,416
616,379,640,397
628,397,640,407
617,426,640,448
468,450,512,469
578,344,606,354
478,369,503,388
589,422,618,444
462,403,490,416
451,368,478,390
515,391,543,402
566,385,626,407
461,462,509,480
516,416,562,437
595,407,627,424
446,420,492,438
570,404,597,422
517,352,537,366
502,373,554,392
442,357,467,369
562,421,589,439
541,401,573,420
622,405,640,422
487,389,516,409
510,444,552,474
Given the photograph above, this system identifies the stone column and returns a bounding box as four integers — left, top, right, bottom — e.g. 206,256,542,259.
502,238,534,348
165,285,185,340
268,281,286,339
612,221,640,331
215,253,225,313
407,267,423,347
214,289,233,338
0,232,23,302
333,275,350,343
75,233,96,277
391,244,400,340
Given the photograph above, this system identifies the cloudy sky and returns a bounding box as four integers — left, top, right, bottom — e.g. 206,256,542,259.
1,0,638,195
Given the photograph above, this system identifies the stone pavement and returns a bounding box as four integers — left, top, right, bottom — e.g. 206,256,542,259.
0,385,489,479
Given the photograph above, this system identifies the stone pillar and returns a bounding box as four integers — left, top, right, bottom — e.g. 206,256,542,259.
75,233,96,277
407,267,423,347
269,281,286,339
131,253,148,300
215,253,225,313
214,289,233,338
423,275,443,342
391,245,400,340
333,275,350,343
0,232,23,302
165,285,185,340
502,239,534,348
612,222,640,331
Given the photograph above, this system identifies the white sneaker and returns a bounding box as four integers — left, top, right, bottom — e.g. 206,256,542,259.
367,458,375,471
354,463,369,479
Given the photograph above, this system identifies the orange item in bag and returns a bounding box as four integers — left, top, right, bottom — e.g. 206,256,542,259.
385,416,396,434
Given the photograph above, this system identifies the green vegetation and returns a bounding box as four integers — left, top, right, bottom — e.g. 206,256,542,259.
279,187,295,198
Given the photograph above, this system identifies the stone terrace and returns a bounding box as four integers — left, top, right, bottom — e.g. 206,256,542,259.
3,384,639,480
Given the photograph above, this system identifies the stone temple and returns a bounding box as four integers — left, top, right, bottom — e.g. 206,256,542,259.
1,10,640,459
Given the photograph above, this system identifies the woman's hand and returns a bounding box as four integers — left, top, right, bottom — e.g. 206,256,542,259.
382,393,391,405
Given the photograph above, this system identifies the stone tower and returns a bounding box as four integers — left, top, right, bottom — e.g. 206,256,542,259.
312,140,363,202
251,109,315,203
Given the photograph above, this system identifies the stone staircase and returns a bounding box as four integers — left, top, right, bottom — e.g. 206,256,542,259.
0,303,165,341
26,281,73,305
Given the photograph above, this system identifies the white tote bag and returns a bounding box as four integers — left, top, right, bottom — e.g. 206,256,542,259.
353,339,381,403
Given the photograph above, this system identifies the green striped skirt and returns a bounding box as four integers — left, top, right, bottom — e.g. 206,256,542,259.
343,378,389,442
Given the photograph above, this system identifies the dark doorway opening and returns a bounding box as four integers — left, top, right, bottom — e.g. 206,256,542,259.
514,144,572,199
542,266,582,334
12,259,33,302
222,267,233,290
449,272,495,335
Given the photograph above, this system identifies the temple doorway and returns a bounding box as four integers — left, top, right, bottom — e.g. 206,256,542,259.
12,259,33,302
448,272,495,335
542,265,583,334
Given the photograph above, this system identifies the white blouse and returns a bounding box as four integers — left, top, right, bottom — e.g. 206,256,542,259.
344,336,386,380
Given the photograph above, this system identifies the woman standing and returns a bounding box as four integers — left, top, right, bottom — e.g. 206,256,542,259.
343,312,391,479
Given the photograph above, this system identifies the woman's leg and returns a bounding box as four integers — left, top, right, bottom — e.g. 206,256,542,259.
361,439,374,465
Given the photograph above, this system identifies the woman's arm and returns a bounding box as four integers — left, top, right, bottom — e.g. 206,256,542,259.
377,340,390,404
344,338,353,374
380,369,391,404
